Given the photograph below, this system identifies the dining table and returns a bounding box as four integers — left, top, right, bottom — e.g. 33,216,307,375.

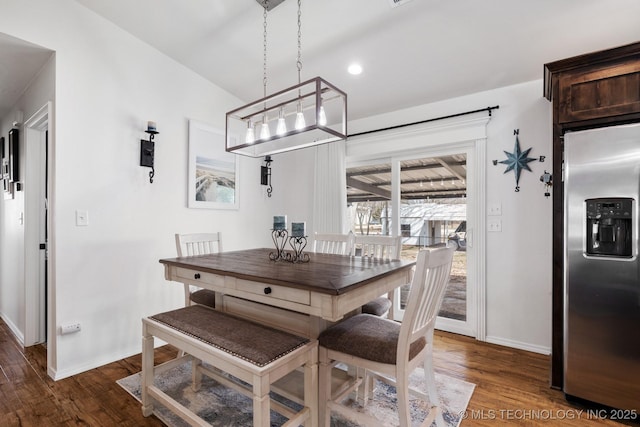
159,247,416,421
159,247,415,339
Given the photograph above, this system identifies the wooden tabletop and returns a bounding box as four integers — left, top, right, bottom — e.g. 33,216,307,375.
159,248,414,296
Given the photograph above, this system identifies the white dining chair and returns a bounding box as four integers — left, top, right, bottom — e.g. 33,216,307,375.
174,232,222,308
318,245,455,427
351,234,403,317
313,231,354,255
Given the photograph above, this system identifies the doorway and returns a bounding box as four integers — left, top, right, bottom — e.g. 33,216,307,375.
345,114,489,340
23,103,50,347
346,149,478,337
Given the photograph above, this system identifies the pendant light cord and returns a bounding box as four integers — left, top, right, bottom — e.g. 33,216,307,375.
263,0,269,99
297,0,302,85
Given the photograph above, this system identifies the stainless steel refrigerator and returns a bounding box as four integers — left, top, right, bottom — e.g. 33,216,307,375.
564,122,640,412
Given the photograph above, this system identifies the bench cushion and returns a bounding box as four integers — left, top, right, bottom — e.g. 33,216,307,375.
150,305,309,367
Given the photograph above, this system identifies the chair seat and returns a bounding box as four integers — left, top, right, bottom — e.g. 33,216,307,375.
361,296,392,316
318,313,425,365
190,288,216,308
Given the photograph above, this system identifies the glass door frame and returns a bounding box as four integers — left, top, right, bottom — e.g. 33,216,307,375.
390,144,477,337
345,115,488,340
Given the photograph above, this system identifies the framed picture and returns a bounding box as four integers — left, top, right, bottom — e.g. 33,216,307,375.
188,120,239,209
3,159,12,199
8,128,19,183
2,136,13,198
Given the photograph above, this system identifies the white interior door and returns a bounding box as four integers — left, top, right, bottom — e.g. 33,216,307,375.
24,104,49,346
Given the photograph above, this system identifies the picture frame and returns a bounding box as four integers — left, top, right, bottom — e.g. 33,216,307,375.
188,120,239,209
3,159,12,199
1,136,13,198
8,128,19,183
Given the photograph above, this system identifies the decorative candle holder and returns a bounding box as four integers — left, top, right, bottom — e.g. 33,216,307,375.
140,121,159,184
270,229,289,261
285,236,310,263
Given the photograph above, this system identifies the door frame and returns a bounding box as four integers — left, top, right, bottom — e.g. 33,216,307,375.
346,114,489,340
23,102,51,347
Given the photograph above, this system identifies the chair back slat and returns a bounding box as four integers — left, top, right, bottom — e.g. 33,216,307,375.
313,232,353,255
351,234,402,260
398,245,455,362
175,232,223,257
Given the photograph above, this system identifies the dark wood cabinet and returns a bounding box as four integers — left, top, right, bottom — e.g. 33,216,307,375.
557,60,640,123
544,41,640,390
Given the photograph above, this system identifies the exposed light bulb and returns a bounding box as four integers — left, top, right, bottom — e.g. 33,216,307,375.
245,120,255,144
295,103,306,130
318,104,327,126
260,117,270,140
276,108,287,135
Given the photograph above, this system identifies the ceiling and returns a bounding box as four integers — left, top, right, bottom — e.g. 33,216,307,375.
0,35,53,118
347,154,467,203
1,1,640,123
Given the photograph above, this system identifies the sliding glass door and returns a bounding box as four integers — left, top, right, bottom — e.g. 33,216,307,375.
346,145,479,337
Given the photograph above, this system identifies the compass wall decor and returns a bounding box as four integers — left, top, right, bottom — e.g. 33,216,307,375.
493,129,547,193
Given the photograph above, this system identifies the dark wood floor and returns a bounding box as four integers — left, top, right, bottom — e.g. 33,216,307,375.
1,317,636,426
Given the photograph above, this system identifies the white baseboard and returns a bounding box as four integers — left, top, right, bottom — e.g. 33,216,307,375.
50,338,170,381
486,335,550,355
51,347,141,380
0,313,24,346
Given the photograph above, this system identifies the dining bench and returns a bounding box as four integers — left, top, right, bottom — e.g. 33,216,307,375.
141,304,318,426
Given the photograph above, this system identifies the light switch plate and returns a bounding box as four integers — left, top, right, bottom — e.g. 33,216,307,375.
76,210,89,226
488,219,502,232
488,203,502,216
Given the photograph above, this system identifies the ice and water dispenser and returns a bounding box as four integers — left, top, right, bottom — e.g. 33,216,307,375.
585,198,633,258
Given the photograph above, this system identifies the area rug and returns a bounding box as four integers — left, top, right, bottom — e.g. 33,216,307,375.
117,362,474,427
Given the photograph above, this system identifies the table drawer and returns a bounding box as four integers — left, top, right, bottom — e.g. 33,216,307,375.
174,267,224,287
236,279,310,305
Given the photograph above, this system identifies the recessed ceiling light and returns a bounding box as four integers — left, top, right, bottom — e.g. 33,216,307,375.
348,63,363,75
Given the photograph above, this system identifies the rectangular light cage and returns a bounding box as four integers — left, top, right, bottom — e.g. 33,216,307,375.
226,77,347,157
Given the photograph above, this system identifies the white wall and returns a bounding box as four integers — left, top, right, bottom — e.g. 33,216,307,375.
0,0,274,379
348,80,553,353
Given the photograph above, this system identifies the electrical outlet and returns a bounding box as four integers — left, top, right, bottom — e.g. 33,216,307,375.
488,219,502,232
60,323,82,335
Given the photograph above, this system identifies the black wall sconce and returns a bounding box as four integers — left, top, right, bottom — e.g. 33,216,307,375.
140,121,158,183
261,155,273,197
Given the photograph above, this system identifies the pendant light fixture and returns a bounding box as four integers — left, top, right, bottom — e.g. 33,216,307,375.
225,0,347,157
